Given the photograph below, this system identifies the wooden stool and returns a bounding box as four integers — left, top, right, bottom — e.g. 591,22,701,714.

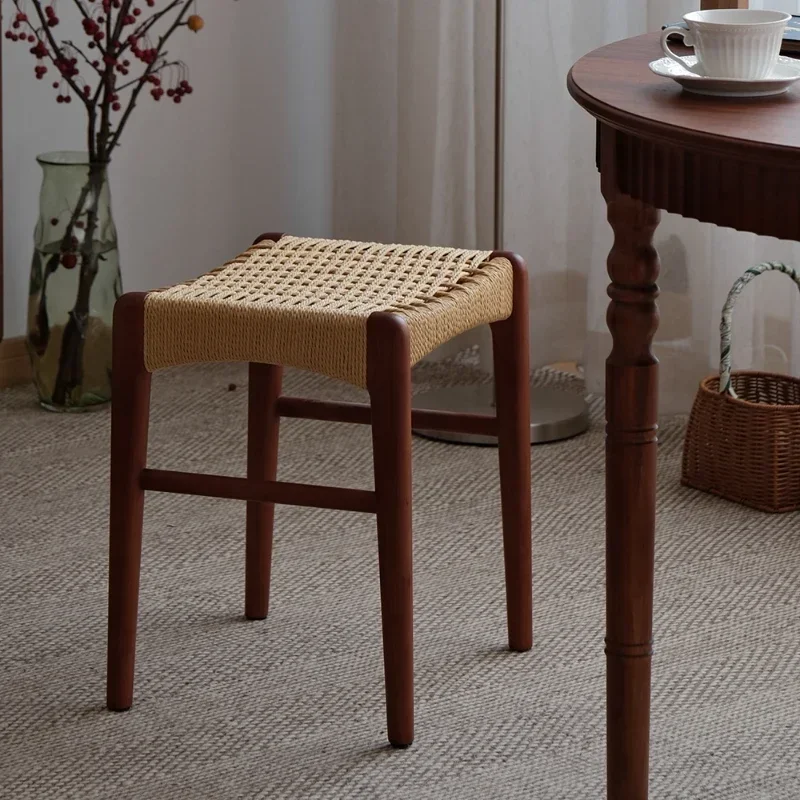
107,234,531,748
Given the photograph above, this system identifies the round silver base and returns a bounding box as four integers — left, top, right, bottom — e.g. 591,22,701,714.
412,384,590,446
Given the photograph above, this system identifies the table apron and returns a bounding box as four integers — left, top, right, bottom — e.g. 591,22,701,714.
597,122,800,242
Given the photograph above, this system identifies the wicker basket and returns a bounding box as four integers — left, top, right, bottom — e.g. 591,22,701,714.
682,262,800,513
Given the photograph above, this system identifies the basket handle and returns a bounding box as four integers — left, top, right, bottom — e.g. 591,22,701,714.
719,261,800,397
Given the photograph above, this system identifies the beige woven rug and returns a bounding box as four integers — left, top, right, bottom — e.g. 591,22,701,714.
1,362,799,799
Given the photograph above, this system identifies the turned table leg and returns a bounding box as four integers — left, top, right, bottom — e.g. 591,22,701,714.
604,191,660,800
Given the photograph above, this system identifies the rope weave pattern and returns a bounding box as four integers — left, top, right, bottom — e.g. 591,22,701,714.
144,236,513,387
719,261,800,396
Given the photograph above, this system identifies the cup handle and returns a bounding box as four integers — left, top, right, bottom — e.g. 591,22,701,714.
660,26,697,73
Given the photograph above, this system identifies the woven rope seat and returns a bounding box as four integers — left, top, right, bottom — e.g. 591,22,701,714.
144,235,514,387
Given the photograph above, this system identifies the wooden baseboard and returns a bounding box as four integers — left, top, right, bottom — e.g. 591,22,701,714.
0,337,31,389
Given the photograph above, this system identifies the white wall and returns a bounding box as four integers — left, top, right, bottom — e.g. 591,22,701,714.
2,0,336,339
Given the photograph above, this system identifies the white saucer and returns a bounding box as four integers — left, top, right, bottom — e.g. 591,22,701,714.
649,55,800,97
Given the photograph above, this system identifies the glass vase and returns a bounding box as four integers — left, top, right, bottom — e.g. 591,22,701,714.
26,151,122,411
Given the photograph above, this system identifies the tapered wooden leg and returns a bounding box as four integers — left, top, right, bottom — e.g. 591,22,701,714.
107,293,152,711
245,363,283,620
367,312,414,748
603,180,660,799
246,227,284,619
490,252,532,652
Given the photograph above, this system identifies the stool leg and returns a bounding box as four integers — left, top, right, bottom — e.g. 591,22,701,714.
367,312,414,748
107,293,152,711
246,363,283,620
490,255,532,652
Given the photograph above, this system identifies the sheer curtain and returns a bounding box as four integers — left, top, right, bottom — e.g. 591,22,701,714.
328,0,496,359
505,0,800,414
330,0,495,249
316,0,800,414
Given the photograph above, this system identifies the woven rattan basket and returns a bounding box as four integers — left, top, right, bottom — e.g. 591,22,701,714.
682,262,800,513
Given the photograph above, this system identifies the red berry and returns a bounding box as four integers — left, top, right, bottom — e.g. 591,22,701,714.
112,102,121,111
61,253,77,269
50,217,59,226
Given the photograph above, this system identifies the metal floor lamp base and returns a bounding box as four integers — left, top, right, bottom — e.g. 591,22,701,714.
412,384,590,446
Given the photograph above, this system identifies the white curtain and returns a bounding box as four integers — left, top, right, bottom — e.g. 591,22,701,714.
322,0,800,414
328,0,496,360
330,0,495,249
505,0,800,414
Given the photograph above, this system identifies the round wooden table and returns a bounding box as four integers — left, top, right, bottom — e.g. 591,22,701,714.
568,32,800,800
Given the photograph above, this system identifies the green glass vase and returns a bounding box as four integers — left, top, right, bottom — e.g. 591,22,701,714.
26,151,122,411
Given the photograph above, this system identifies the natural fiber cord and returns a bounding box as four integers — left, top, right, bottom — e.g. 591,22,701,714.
144,236,513,387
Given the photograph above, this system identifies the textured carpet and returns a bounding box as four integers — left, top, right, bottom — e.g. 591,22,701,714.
1,361,799,799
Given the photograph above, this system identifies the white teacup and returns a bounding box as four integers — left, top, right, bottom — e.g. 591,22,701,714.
661,9,790,80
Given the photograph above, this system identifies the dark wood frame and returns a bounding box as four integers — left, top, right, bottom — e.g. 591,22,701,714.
106,233,533,748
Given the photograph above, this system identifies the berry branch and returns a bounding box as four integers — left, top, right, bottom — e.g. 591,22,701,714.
11,0,93,112
6,0,214,406
5,0,206,160
62,39,103,75
114,58,176,91
108,2,197,151
116,0,182,59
